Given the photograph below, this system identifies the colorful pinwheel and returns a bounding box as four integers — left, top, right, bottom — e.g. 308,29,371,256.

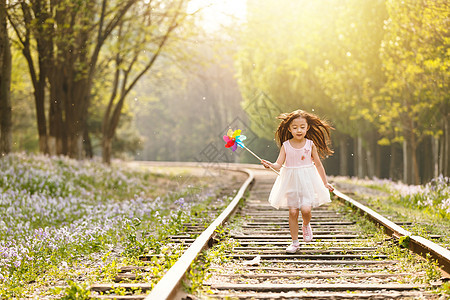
223,129,246,152
222,128,280,175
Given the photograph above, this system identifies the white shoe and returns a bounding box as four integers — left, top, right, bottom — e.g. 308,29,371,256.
302,224,313,242
285,243,300,253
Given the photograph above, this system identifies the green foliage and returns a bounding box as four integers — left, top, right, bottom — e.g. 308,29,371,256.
332,175,450,251
316,0,387,136
380,240,441,284
122,218,147,258
398,235,410,248
59,280,91,300
8,0,197,160
132,34,247,163
389,176,450,221
235,0,449,182
236,0,388,138
439,281,450,295
184,230,239,295
378,0,449,143
184,251,212,294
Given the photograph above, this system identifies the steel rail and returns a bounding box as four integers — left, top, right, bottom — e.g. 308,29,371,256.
333,188,450,276
146,169,255,300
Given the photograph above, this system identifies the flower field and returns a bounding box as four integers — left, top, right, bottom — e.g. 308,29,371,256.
332,175,450,248
2,153,448,298
0,154,240,298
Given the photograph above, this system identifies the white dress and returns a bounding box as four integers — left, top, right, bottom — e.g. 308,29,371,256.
268,139,331,209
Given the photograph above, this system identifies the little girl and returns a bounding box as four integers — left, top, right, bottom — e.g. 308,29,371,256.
261,109,334,253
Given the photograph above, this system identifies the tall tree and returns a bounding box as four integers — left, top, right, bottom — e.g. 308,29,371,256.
8,0,139,158
315,0,388,177
236,0,339,137
0,0,11,156
134,31,246,163
379,0,449,184
8,1,51,153
237,0,388,177
236,0,448,182
101,0,189,164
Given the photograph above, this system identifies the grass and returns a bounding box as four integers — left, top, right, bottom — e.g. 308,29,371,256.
332,200,443,287
0,153,242,299
331,175,450,249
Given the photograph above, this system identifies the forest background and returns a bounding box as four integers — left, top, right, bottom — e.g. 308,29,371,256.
0,0,448,185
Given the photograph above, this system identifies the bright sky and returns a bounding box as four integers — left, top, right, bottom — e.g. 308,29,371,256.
187,0,247,31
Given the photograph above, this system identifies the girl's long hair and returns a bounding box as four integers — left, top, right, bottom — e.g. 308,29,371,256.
275,109,334,158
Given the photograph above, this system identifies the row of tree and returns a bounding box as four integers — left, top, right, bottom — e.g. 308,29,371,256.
0,0,195,163
236,0,449,184
1,0,448,185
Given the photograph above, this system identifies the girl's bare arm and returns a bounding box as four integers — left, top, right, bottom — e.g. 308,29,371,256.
261,145,286,171
312,144,334,192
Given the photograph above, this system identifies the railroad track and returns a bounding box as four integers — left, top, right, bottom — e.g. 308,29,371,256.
90,166,449,299
198,171,445,299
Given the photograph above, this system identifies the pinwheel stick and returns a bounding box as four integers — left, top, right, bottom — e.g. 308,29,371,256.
242,145,280,176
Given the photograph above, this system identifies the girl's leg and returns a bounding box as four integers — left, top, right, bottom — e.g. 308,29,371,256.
300,205,312,225
301,205,313,242
286,207,300,253
288,208,300,240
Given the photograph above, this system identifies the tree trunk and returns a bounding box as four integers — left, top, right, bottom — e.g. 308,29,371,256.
21,40,49,154
444,115,449,177
431,136,439,179
12,1,52,154
48,64,66,155
365,131,376,178
34,1,52,154
420,137,430,182
339,137,348,176
48,40,91,159
403,133,420,184
34,87,48,153
68,77,91,159
352,137,357,177
375,142,381,178
0,0,11,156
439,131,444,176
357,135,364,178
403,140,410,183
389,144,397,180
102,136,113,164
20,39,49,154
366,147,374,178
409,130,420,185
84,125,93,158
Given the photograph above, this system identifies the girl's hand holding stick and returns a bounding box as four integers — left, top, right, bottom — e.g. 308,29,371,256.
261,159,281,175
324,183,334,192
